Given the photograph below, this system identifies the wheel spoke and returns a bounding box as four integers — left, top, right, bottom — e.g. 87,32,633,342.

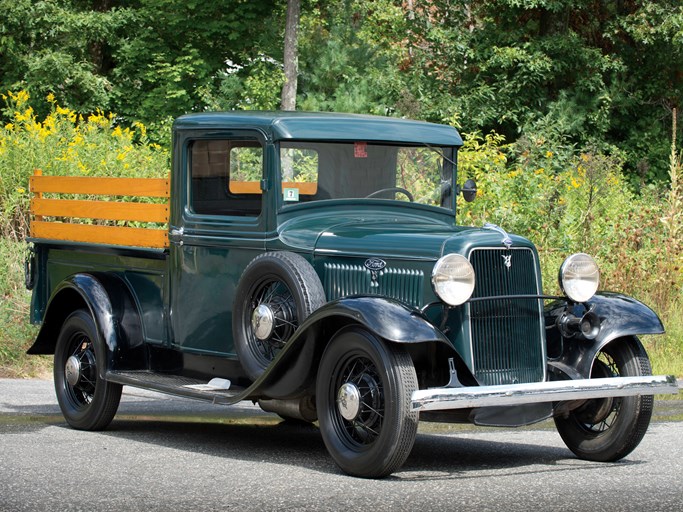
334,355,386,446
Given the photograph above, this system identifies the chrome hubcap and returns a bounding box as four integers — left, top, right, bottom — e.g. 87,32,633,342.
65,355,81,387
337,382,361,421
252,304,275,341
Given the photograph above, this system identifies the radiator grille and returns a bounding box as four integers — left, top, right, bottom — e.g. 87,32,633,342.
323,263,424,308
468,248,545,386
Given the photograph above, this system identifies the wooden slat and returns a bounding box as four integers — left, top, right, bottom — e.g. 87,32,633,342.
30,175,170,198
229,181,318,195
31,198,169,223
31,221,168,249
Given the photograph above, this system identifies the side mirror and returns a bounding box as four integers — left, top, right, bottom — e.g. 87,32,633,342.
458,179,477,202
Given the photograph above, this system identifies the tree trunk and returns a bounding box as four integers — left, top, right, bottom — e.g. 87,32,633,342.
280,0,300,111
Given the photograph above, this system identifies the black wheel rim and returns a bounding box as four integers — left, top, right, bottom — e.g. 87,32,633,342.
575,351,622,434
245,276,298,366
331,353,385,447
63,333,98,410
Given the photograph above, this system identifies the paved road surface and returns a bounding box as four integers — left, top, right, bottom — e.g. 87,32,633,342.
1,379,682,511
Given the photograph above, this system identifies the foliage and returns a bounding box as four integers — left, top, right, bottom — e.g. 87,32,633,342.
0,0,280,125
1,0,681,184
0,238,45,378
0,91,169,240
458,129,682,308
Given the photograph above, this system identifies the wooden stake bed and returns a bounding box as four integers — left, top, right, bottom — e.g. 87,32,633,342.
29,170,171,249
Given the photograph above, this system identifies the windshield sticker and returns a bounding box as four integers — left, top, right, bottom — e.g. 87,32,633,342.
354,142,368,158
283,188,300,202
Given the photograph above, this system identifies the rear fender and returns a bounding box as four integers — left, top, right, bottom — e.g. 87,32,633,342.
27,273,146,378
254,296,460,399
545,292,663,379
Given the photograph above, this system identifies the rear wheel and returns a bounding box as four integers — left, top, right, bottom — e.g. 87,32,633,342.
554,338,653,461
54,310,122,430
316,327,418,478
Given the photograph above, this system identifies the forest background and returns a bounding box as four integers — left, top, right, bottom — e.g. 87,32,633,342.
0,0,681,379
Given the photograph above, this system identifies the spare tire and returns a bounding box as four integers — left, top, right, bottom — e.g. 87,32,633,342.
233,251,326,381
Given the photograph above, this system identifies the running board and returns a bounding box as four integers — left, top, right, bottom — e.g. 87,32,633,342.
411,375,680,412
107,370,248,405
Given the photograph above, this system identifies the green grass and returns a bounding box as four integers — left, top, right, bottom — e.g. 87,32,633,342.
644,299,683,383
0,239,48,378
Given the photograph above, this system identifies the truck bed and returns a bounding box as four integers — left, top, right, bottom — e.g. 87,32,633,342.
29,239,168,345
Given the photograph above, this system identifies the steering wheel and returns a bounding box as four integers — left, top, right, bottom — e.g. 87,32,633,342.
365,187,414,202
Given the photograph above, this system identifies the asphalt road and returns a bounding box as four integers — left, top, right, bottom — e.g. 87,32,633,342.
1,378,682,512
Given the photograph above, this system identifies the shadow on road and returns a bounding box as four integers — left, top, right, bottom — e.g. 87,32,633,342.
55,412,639,480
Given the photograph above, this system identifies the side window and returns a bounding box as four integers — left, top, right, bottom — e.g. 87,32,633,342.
395,147,448,206
190,139,263,217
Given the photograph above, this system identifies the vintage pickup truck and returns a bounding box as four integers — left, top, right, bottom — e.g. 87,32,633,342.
25,112,677,478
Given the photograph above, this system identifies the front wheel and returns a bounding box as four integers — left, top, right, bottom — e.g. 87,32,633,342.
316,327,418,478
554,338,653,462
54,309,122,430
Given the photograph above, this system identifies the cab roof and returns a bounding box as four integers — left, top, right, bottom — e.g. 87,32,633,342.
174,111,463,147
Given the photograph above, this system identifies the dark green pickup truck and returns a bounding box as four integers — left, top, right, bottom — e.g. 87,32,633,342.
25,112,677,477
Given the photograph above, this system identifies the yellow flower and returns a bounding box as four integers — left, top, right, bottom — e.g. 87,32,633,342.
9,90,30,106
545,151,553,158
46,93,56,103
133,121,147,138
16,187,25,194
56,105,77,123
14,107,34,123
69,134,84,147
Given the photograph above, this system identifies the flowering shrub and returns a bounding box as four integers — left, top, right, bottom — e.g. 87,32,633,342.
458,132,682,311
0,91,169,240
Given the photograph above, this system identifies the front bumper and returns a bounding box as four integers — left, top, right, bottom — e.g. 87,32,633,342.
411,375,679,412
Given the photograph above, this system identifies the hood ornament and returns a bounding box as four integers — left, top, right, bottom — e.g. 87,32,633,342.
483,223,513,249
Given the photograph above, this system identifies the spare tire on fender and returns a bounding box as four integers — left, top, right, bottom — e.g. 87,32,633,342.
233,251,326,381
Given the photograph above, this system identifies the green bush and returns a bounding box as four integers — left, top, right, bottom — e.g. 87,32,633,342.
0,91,169,240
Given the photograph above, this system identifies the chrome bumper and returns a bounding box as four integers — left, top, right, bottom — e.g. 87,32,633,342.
411,375,679,412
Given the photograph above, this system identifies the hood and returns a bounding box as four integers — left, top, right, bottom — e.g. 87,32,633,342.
277,210,534,261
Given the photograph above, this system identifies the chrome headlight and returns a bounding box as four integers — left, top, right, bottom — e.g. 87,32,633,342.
559,253,600,303
432,254,475,306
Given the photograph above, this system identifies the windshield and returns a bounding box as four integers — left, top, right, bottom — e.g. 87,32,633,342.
278,141,456,210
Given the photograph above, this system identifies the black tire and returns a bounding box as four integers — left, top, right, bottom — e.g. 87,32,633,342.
54,309,122,430
554,338,653,462
233,252,326,381
316,326,418,478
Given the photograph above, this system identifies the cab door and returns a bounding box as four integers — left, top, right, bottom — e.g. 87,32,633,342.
168,130,273,357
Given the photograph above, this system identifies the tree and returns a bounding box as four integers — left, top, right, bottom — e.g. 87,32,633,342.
280,0,300,110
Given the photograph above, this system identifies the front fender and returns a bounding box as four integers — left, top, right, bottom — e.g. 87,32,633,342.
307,296,452,345
27,273,146,377
252,296,453,399
545,292,664,378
